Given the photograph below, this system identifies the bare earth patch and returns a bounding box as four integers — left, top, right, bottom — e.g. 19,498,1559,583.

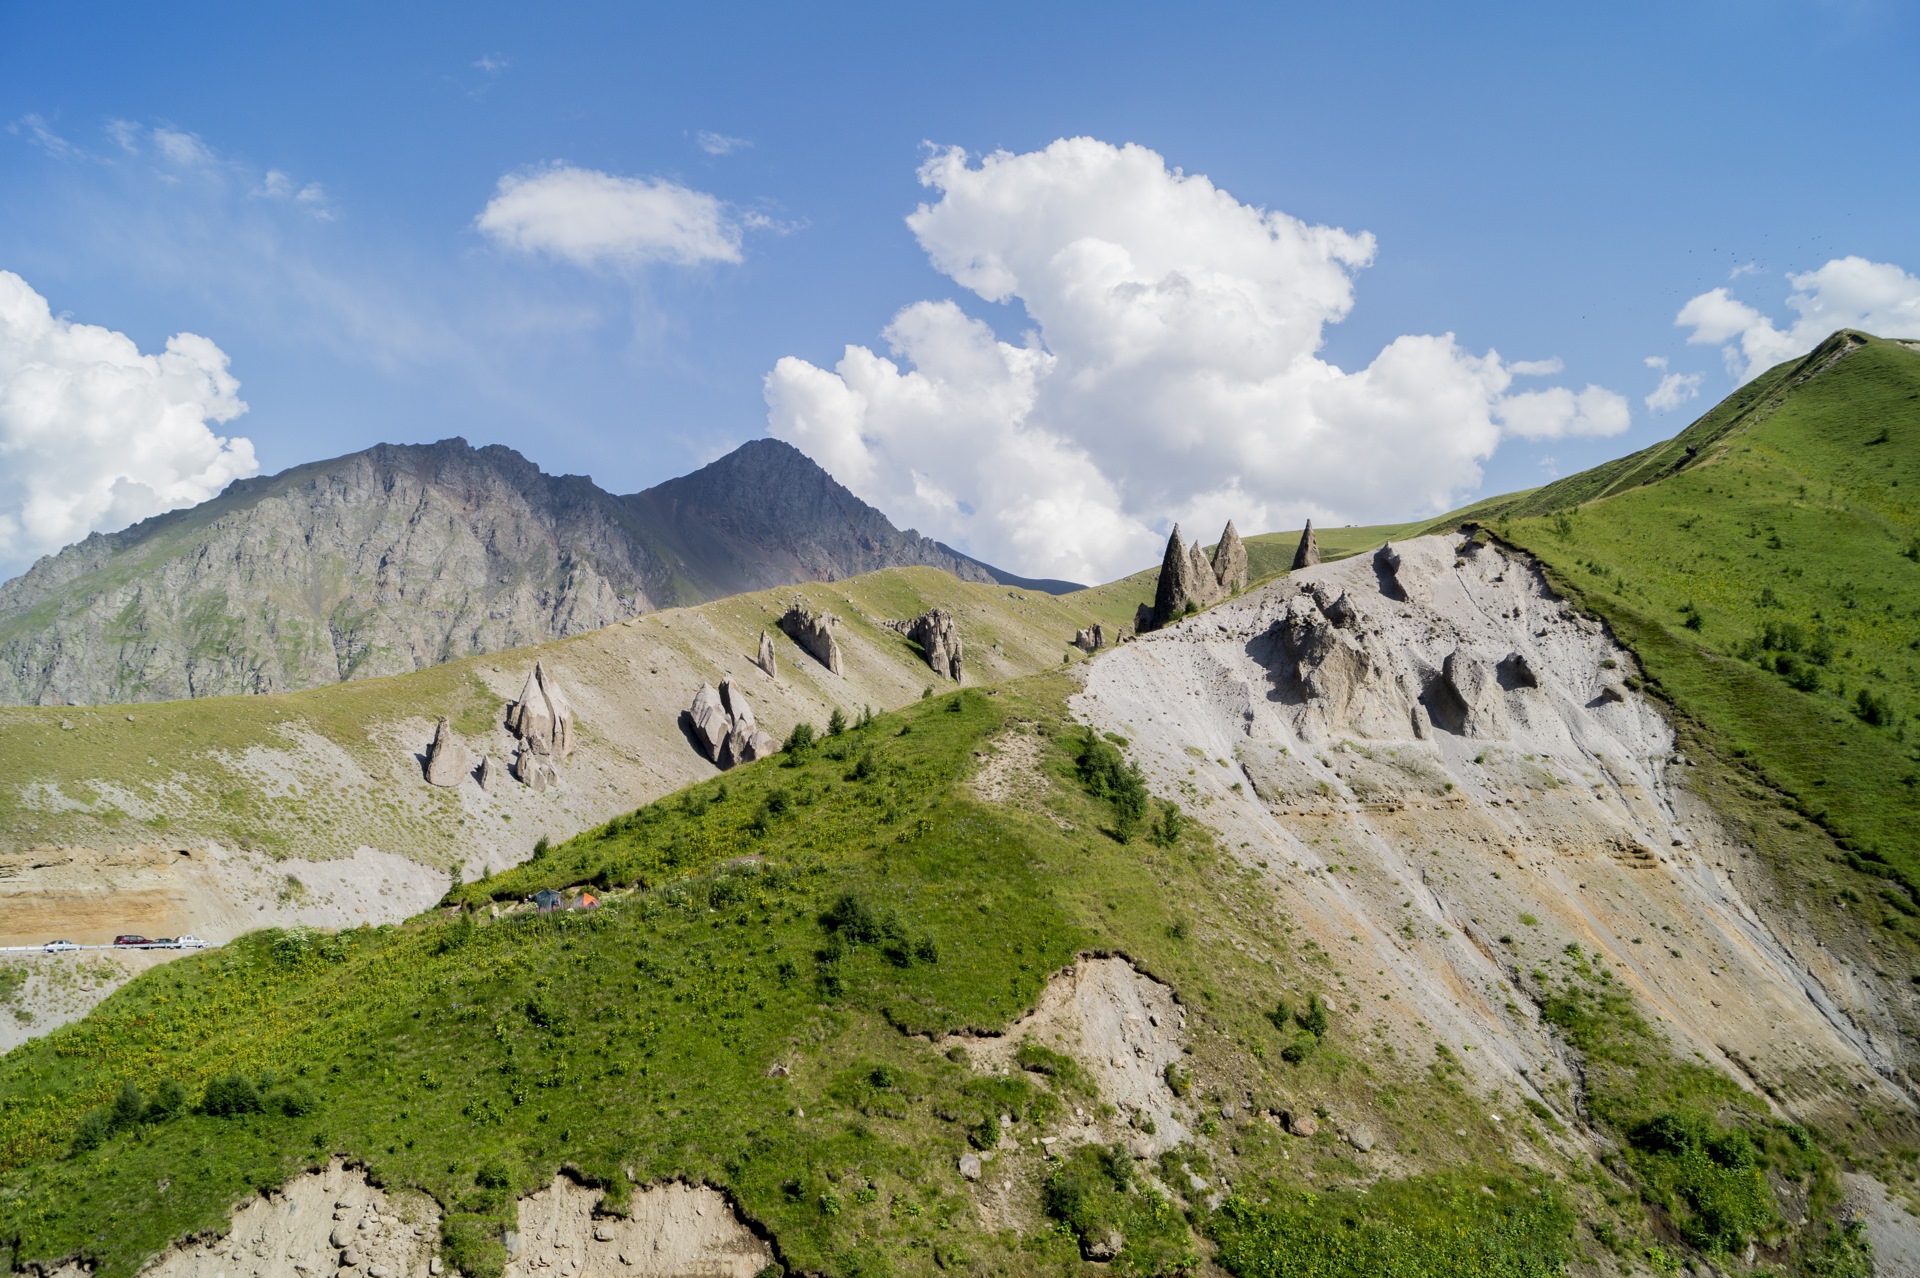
505,1176,772,1278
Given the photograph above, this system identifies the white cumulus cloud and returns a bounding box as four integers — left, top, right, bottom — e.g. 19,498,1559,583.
1645,372,1703,412
764,137,1627,583
476,165,743,268
0,271,257,572
1677,256,1920,382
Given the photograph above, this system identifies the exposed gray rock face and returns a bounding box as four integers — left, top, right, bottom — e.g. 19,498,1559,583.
1151,521,1252,629
475,754,497,793
1291,520,1320,571
423,717,470,787
506,661,575,758
1374,540,1409,601
901,608,963,681
756,629,777,679
779,603,843,675
1073,624,1105,653
1272,586,1432,741
688,677,778,768
0,437,1000,706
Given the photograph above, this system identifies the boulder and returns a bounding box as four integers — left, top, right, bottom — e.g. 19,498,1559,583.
958,1153,983,1181
688,683,732,762
756,628,777,679
690,679,781,769
1073,627,1098,653
475,754,496,793
1212,520,1249,594
1290,520,1321,570
512,747,556,793
593,1225,615,1243
1348,1124,1376,1152
779,603,843,674
1084,1228,1125,1262
1284,1110,1317,1138
1497,652,1540,690
424,717,469,787
1432,649,1510,738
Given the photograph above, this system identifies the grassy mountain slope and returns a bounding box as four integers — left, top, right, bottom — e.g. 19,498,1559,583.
3,677,1711,1278
0,569,1123,873
1484,334,1920,935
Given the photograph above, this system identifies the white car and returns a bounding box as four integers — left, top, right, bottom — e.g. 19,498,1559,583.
173,935,210,949
43,939,80,952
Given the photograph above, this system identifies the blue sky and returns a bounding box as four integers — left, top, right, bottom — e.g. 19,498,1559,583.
2,1,1917,580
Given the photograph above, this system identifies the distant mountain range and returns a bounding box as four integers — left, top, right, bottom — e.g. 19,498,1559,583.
0,437,1069,705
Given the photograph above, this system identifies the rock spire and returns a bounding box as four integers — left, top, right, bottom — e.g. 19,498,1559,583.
1151,520,1248,629
424,717,470,787
688,677,778,769
1291,520,1320,571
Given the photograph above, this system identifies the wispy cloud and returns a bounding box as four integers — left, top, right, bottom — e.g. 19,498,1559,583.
473,53,510,74
1645,371,1702,412
696,130,751,156
8,113,74,157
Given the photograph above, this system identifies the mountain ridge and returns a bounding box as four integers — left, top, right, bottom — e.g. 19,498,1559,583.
0,436,999,706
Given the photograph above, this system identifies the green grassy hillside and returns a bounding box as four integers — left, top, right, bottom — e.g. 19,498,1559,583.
1483,335,1920,954
0,679,1632,1278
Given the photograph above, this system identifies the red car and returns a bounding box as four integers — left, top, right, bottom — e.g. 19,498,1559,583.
113,935,153,947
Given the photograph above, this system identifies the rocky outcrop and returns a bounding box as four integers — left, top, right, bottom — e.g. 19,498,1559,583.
1291,520,1320,570
476,754,498,792
893,608,963,680
423,717,470,787
0,437,1007,706
1272,585,1432,741
1430,649,1509,737
756,629,777,679
507,661,575,758
688,678,778,769
1073,624,1105,653
1150,521,1251,629
1374,540,1408,601
779,604,843,675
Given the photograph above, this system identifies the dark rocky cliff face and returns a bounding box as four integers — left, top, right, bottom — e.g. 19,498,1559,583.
0,437,993,705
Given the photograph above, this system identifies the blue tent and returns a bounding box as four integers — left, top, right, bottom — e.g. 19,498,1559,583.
533,888,562,912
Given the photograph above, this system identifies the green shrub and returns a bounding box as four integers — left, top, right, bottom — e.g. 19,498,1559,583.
1147,801,1186,849
1627,1110,1778,1255
1299,993,1329,1038
1076,727,1150,841
145,1079,188,1121
109,1081,146,1128
827,708,848,736
784,722,816,753
201,1072,263,1117
69,1107,115,1155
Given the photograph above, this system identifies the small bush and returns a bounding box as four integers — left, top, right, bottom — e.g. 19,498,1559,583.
109,1081,146,1128
1076,727,1150,841
1148,801,1187,849
270,1084,319,1117
827,707,848,736
1855,687,1895,727
1163,1062,1191,1098
531,836,551,861
784,722,816,753
201,1071,264,1117
1300,993,1330,1038
145,1078,188,1121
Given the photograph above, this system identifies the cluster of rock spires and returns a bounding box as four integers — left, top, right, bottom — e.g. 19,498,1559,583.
1073,623,1105,653
688,678,779,769
421,659,576,793
882,608,964,681
779,603,842,675
1144,521,1249,631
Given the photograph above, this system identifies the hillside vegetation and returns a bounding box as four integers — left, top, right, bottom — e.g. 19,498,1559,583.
1487,333,1920,973
0,679,1602,1278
